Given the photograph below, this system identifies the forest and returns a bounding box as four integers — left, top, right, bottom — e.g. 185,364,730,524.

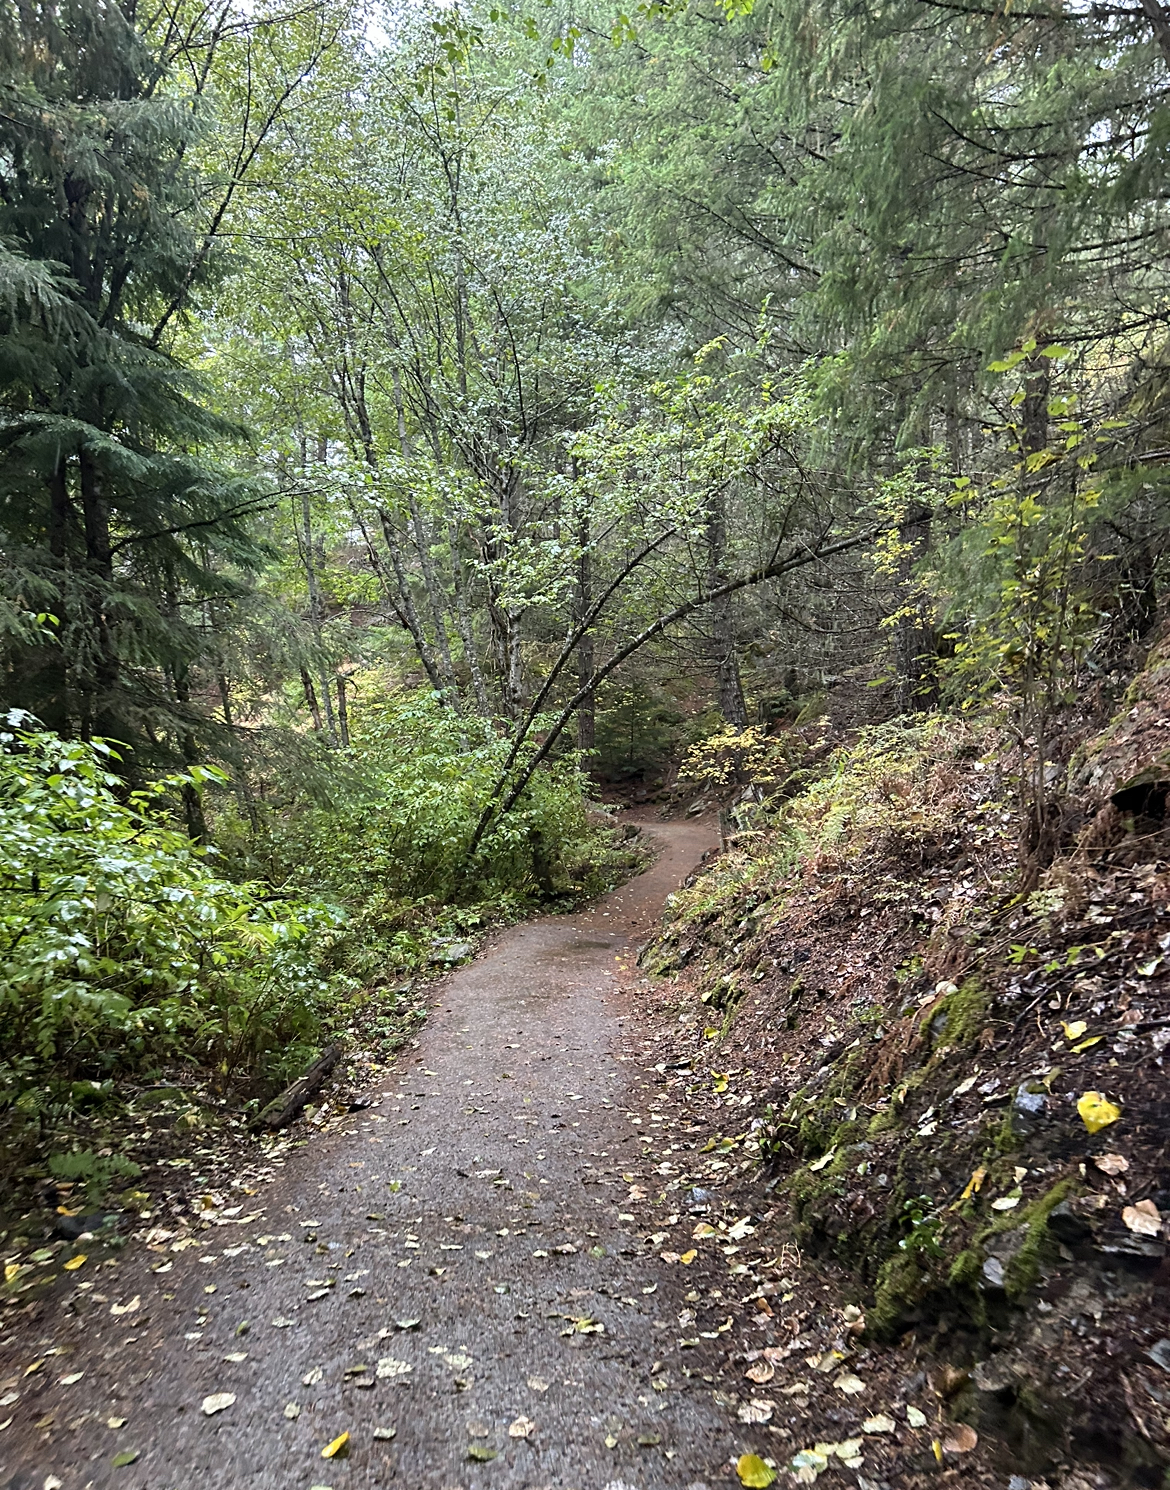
3,0,1170,1483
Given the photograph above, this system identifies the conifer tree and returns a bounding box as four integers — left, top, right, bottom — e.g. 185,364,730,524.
0,0,268,759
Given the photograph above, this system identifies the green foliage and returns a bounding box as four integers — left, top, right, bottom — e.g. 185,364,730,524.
593,685,684,781
258,689,621,918
0,715,337,1153
897,1195,945,1259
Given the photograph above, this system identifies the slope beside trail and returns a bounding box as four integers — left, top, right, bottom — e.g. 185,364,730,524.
3,817,750,1490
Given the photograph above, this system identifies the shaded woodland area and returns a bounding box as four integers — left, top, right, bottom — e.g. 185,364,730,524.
4,1,1170,1476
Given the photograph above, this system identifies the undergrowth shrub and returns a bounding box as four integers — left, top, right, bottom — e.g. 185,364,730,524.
0,714,337,1173
253,690,625,912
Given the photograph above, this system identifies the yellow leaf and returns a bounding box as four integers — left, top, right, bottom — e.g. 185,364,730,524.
808,1148,837,1172
736,1453,777,1488
4,1264,20,1283
1061,1021,1088,1041
63,1255,86,1272
321,1431,350,1459
680,1249,697,1265
703,1027,718,1039
712,1072,729,1093
1072,1035,1103,1053
1077,1091,1121,1134
960,1166,987,1201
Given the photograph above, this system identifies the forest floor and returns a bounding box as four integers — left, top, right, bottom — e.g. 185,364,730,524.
0,810,1129,1490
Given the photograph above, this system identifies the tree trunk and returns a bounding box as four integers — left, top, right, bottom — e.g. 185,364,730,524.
301,667,323,731
575,511,595,752
298,484,336,741
78,447,118,739
449,521,491,716
337,673,351,748
706,489,747,728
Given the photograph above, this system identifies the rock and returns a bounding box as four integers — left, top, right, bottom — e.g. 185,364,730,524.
430,941,473,965
686,798,708,817
981,1256,1005,1288
54,1211,108,1241
687,1187,713,1210
1147,1339,1170,1372
1048,1199,1094,1245
972,1357,1016,1393
1110,760,1170,818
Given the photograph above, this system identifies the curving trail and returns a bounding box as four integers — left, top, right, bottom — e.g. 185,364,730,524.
4,818,747,1490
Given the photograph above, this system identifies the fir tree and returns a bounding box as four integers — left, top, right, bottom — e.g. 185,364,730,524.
0,0,268,761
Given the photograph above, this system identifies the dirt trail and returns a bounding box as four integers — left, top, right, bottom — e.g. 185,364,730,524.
4,818,745,1490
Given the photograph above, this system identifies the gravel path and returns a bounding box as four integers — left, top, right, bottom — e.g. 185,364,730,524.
3,818,745,1490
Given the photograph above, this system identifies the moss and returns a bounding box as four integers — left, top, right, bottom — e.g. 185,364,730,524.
869,1249,929,1339
797,1114,833,1155
867,1107,901,1137
931,977,986,1049
948,1247,982,1289
999,1178,1078,1301
990,1112,1021,1155
829,1119,865,1152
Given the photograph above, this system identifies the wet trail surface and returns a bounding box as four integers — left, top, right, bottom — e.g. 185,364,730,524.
4,819,742,1490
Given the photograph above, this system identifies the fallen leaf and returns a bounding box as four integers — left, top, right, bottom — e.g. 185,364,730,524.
943,1423,978,1453
107,1416,127,1429
271,1317,294,1328
395,1318,421,1331
59,1372,84,1385
302,1367,324,1386
991,1196,1020,1211
1122,1200,1162,1237
508,1415,535,1438
745,1360,775,1385
789,1449,828,1484
467,1444,497,1461
1072,1035,1103,1053
223,1352,248,1363
322,1430,350,1459
738,1398,774,1424
692,1222,717,1238
284,1403,300,1419
808,1149,836,1173
63,1255,87,1272
372,1426,396,1440
201,1392,236,1416
833,1373,866,1395
1094,1153,1129,1176
863,1414,896,1434
680,1249,697,1264
376,1358,412,1378
736,1452,777,1487
527,1375,549,1392
1077,1091,1121,1134
960,1166,987,1201
906,1405,928,1428
952,1075,977,1096
1062,1020,1088,1041
111,1450,139,1467
110,1296,141,1316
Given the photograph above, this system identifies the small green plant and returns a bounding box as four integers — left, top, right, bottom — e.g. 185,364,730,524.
47,1149,142,1206
898,1195,945,1258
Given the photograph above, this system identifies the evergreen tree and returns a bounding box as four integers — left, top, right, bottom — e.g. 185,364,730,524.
0,0,268,762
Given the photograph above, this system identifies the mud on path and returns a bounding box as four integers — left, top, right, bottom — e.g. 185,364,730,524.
3,818,747,1490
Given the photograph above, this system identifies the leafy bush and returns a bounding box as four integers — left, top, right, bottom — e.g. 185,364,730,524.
0,714,337,1153
262,691,615,909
